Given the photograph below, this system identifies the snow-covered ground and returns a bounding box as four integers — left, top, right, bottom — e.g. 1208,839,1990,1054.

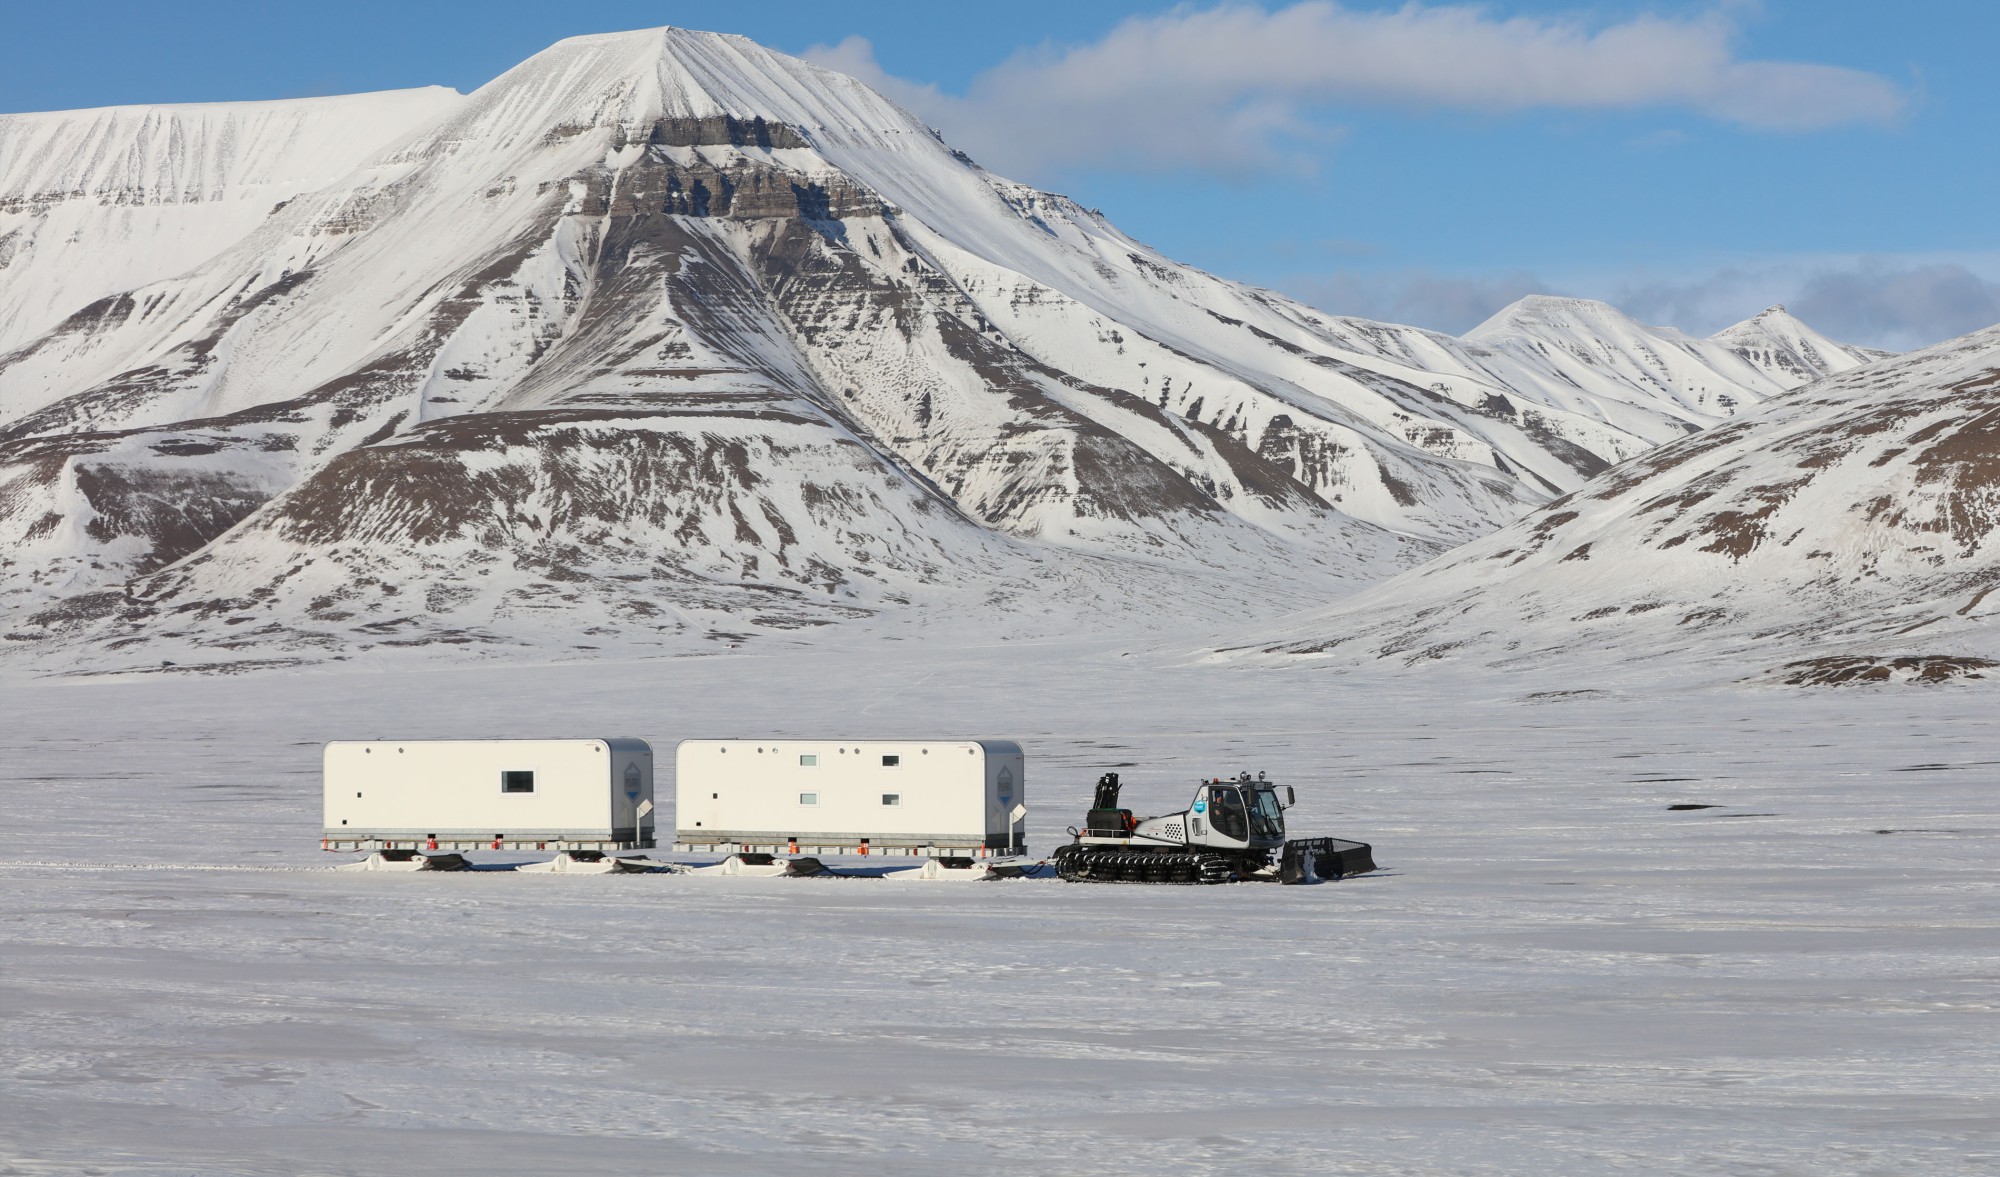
2,643,1995,1175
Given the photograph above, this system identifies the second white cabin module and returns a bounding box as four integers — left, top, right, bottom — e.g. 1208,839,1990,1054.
675,740,1025,854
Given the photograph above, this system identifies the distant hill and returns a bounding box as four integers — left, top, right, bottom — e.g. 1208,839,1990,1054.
1220,325,2000,685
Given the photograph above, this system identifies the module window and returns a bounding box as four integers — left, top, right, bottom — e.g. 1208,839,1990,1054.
501,770,535,794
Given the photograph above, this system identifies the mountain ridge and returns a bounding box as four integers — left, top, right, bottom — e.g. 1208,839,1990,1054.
0,27,1892,672
1711,303,1892,389
0,86,465,355
1217,322,2000,683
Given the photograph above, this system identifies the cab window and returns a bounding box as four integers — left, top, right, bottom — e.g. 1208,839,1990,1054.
1208,786,1248,841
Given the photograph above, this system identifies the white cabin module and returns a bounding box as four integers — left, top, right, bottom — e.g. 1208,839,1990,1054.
675,740,1025,855
322,739,654,850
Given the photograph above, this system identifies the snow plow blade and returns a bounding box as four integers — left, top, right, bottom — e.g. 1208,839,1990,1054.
1279,838,1376,884
338,850,470,872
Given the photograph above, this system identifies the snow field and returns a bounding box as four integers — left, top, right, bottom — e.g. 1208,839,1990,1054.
1,643,1995,1175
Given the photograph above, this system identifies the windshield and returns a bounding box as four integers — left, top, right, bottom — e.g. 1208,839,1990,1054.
1249,786,1285,839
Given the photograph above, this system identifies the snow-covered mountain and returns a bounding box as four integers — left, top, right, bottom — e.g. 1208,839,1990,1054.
0,28,1881,670
1220,326,2000,683
1462,296,1880,426
0,88,463,355
1711,303,1891,389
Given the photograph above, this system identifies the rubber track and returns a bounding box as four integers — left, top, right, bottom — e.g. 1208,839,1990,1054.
1052,844,1234,885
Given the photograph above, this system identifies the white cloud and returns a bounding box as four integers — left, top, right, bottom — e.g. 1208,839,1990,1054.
1605,259,2000,350
1609,266,1791,334
805,4,1906,180
1785,261,2000,351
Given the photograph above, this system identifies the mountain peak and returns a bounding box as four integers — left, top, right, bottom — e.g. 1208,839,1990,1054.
1711,303,1890,387
460,24,928,148
1714,303,1808,340
1454,294,1798,421
1738,303,1805,329
1462,294,1657,342
0,25,1889,671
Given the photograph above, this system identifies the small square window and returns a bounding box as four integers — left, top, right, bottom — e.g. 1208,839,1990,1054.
501,770,535,794
882,793,901,806
882,754,900,767
799,793,818,806
799,754,817,766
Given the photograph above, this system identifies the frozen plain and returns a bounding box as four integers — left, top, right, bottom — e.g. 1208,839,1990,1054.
1,638,1996,1176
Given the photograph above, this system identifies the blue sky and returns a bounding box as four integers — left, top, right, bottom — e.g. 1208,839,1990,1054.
4,1,1995,348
